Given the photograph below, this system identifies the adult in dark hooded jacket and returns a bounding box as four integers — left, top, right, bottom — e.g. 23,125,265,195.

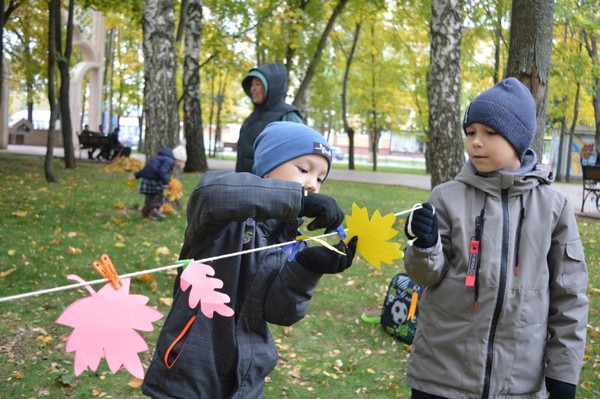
235,62,303,173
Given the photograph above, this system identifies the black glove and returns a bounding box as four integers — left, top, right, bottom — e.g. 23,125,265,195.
295,236,358,274
300,191,344,233
546,377,576,399
404,202,438,248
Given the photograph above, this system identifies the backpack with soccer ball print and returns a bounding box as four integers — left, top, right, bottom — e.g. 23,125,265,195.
380,273,424,344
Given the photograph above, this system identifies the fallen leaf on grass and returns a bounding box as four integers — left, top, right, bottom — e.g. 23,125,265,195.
12,210,28,217
155,246,171,256
135,273,155,282
0,267,16,278
68,247,83,255
7,249,16,256
12,371,25,379
127,378,143,388
159,297,173,307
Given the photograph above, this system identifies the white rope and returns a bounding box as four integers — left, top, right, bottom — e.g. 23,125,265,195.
0,205,421,303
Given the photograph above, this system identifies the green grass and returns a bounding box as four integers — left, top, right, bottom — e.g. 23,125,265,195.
0,153,598,398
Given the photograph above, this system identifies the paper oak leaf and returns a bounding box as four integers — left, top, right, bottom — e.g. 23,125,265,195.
344,203,404,269
56,275,163,379
180,261,235,318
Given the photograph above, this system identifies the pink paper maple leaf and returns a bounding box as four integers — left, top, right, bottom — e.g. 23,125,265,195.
180,261,235,318
56,275,163,379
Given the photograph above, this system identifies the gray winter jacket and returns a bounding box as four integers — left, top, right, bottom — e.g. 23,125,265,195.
142,171,322,398
404,152,588,398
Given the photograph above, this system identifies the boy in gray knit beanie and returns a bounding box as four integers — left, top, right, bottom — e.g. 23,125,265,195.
402,77,588,399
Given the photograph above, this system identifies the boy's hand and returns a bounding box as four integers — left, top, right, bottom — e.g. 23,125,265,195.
295,237,358,274
404,202,438,248
300,191,344,233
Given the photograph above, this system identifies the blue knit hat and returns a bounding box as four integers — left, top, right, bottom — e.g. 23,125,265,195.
463,77,536,160
252,122,333,178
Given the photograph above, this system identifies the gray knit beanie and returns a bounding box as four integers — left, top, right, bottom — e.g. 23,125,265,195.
463,77,536,160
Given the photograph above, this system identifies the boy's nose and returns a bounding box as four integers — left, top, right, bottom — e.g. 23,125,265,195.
304,180,317,193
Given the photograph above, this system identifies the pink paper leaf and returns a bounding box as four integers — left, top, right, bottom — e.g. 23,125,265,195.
180,261,235,318
56,277,163,379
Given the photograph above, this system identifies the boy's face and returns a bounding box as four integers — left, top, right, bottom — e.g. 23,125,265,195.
250,77,265,105
264,154,329,193
465,123,521,173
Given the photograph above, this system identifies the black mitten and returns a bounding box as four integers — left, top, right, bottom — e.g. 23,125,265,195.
546,377,576,399
300,191,344,233
404,202,438,248
295,236,358,274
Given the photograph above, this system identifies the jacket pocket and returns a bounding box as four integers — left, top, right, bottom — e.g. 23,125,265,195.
560,239,587,294
163,315,196,369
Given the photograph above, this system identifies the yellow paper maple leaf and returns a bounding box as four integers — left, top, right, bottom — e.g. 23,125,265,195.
344,203,403,269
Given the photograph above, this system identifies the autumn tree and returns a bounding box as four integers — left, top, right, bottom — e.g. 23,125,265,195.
182,0,208,172
45,0,59,182
142,0,179,158
428,0,464,188
505,0,554,157
50,0,77,168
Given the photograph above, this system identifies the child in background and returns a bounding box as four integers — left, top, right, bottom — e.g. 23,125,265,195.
402,78,588,399
129,145,187,220
142,122,358,398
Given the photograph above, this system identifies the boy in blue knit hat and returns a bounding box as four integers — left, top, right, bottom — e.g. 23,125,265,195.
143,121,358,398
402,78,588,399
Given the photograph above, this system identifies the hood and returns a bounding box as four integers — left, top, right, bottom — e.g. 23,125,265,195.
242,62,289,110
157,147,174,159
455,149,554,196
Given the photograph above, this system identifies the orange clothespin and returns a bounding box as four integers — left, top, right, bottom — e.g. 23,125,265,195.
92,254,123,290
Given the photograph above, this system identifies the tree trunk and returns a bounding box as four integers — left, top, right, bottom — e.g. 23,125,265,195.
505,0,554,159
582,31,600,154
55,0,76,168
342,21,360,171
428,0,464,188
45,0,58,183
142,0,180,159
565,81,580,183
292,0,349,118
368,22,379,172
182,0,207,172
555,116,566,182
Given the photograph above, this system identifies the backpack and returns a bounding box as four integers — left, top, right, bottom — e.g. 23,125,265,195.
380,273,424,344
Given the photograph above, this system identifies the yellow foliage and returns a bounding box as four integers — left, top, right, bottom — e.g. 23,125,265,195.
162,202,176,215
102,157,144,173
164,178,183,201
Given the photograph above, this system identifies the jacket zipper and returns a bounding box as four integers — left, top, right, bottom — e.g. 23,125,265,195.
481,189,509,399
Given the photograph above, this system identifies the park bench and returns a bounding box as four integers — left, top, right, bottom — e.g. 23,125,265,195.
78,134,110,159
581,164,600,213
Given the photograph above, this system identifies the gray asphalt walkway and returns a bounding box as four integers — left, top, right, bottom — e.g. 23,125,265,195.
2,144,598,218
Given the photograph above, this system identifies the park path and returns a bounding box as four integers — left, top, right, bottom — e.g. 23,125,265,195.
2,144,598,218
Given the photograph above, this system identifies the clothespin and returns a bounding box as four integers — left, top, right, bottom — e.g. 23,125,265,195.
92,254,123,290
335,225,347,240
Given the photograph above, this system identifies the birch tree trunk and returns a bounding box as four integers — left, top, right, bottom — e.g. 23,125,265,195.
505,0,554,159
142,0,179,158
428,0,464,188
182,0,207,172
